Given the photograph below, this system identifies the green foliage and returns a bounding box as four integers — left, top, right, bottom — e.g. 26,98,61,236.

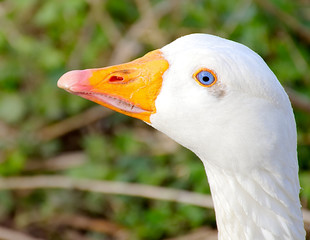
0,149,26,176
0,0,309,239
106,0,139,26
0,93,26,123
0,191,14,219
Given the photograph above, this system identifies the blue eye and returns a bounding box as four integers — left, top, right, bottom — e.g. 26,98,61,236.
195,69,216,86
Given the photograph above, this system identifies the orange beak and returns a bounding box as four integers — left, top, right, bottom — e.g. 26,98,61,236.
57,50,169,123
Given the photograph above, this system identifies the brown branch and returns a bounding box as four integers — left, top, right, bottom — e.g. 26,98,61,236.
0,175,309,232
0,175,214,209
0,175,309,230
63,230,91,240
66,13,95,69
37,106,112,142
220,0,252,37
164,227,218,240
0,121,17,140
0,226,44,240
24,152,86,172
285,87,310,114
254,0,310,44
108,0,179,65
303,209,310,233
134,0,168,47
283,32,309,77
55,214,129,239
87,0,122,45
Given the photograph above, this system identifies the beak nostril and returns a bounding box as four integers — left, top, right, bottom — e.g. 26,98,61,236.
109,76,124,82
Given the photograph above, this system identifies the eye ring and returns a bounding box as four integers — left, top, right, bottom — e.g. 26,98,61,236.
193,68,217,87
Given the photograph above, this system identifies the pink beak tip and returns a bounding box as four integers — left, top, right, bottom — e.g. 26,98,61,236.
57,70,92,92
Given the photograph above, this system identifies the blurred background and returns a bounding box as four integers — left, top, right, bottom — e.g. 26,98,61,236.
0,0,309,239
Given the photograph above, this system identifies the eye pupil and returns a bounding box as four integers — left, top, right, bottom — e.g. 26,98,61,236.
202,76,210,82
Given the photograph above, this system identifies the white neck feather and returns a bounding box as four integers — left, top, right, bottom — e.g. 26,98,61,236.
152,95,306,239
203,158,305,240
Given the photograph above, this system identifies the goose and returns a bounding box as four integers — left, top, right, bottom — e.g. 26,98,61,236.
57,33,306,239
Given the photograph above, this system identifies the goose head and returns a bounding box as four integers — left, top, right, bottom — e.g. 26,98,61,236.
58,34,305,239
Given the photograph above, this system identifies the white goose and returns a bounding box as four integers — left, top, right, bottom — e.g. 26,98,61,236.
58,34,306,239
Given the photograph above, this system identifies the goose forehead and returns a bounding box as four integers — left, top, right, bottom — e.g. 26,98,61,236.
161,38,244,88
161,33,252,58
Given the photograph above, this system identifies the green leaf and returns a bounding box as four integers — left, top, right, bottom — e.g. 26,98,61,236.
0,93,26,123
0,150,26,176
